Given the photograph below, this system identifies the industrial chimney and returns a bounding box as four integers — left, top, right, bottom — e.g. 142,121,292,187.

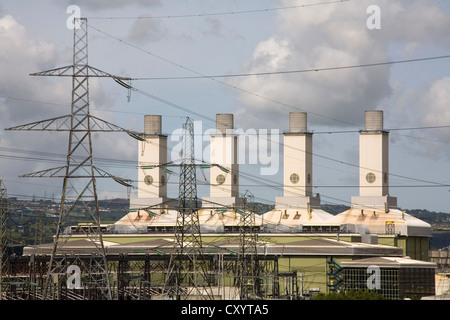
351,110,397,210
275,112,320,209
202,114,241,207
131,115,168,208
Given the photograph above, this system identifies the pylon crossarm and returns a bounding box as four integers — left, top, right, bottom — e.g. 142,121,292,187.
30,65,73,77
20,166,67,178
88,66,131,80
6,114,145,138
5,115,72,131
89,115,137,133
19,165,130,181
18,164,92,179
30,65,131,81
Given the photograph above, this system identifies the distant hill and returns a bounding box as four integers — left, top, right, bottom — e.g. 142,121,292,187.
400,208,450,228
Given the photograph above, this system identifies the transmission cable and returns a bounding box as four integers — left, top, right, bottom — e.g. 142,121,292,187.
87,0,350,20
132,54,450,80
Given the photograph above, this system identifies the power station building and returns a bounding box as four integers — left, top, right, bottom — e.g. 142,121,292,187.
115,111,431,249
98,109,434,298
23,110,435,299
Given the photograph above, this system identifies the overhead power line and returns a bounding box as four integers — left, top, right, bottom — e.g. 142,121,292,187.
3,94,449,136
131,54,450,80
87,0,350,20
3,115,449,190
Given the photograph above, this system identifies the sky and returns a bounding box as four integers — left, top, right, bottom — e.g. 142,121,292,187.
0,0,449,213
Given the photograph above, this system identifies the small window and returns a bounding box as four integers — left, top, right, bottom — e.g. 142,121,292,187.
144,175,153,185
366,172,376,183
216,174,226,185
290,173,299,184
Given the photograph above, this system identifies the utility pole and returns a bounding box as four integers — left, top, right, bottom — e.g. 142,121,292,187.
6,18,138,300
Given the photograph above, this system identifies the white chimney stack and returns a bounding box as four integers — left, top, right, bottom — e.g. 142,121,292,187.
202,114,241,207
276,112,320,209
352,110,397,210
133,115,168,207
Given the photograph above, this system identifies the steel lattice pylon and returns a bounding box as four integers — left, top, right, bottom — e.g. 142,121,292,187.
6,18,136,300
176,118,202,250
237,191,261,299
41,18,109,300
165,117,213,299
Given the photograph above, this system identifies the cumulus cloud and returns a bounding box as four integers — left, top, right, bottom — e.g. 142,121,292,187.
390,77,450,160
0,14,69,139
419,78,450,159
0,14,66,194
420,78,450,128
233,0,450,131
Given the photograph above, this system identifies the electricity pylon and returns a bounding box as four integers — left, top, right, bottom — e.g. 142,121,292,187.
6,18,138,300
176,117,202,252
237,191,261,299
165,117,213,299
